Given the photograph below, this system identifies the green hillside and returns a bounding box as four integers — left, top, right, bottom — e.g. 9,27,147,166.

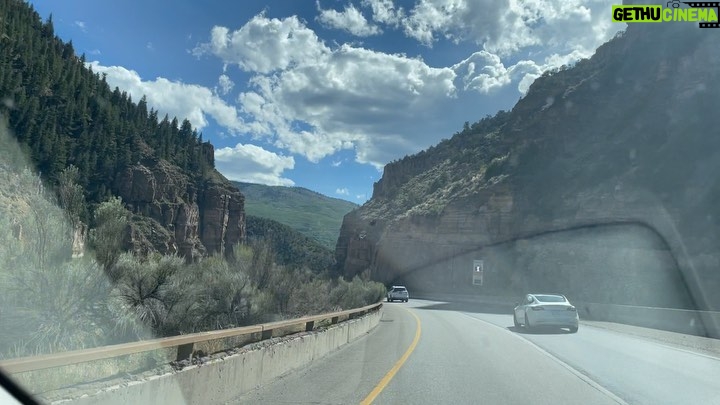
233,181,358,250
245,215,335,272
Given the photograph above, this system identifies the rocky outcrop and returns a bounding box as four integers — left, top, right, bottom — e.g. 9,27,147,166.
336,23,720,310
199,181,245,259
114,155,245,260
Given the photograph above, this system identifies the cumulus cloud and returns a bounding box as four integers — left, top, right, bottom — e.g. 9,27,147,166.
215,143,295,186
336,187,350,195
192,14,330,74
87,61,247,134
452,51,553,94
216,74,234,96
317,2,381,36
453,51,512,93
362,0,405,26
233,42,456,164
389,0,617,59
191,1,622,168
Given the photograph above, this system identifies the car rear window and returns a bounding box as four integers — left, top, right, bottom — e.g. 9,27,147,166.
394,287,407,292
535,295,566,302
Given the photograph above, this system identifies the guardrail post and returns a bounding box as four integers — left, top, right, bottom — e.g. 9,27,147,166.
331,316,339,324
261,329,273,340
305,321,315,332
176,343,193,361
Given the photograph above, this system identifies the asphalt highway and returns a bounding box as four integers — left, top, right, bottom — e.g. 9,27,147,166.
229,299,720,405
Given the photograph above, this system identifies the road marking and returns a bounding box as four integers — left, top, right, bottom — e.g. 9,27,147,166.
458,312,630,405
359,307,421,405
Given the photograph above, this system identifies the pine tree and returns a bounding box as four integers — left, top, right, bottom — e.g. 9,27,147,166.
0,0,210,213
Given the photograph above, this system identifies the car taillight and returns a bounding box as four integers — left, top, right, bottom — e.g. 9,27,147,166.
531,306,544,311
567,306,576,311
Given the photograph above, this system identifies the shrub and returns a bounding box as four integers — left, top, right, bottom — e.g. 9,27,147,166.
108,253,184,335
0,257,138,358
286,276,386,317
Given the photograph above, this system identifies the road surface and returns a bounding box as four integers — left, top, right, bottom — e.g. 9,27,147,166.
229,299,720,405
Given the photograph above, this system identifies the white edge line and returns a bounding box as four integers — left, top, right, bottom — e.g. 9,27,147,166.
457,312,630,405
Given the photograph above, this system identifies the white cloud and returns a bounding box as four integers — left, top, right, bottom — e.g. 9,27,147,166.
331,160,342,167
215,143,295,186
317,2,381,36
192,2,622,168
216,74,234,96
146,42,154,51
87,61,247,134
362,0,405,26
356,194,366,200
87,49,101,56
453,51,512,93
452,51,553,94
336,187,350,195
192,14,330,74
74,21,86,31
221,28,457,165
392,0,618,58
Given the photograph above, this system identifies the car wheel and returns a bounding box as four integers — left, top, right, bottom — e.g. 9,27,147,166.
569,325,578,333
513,314,520,328
524,314,532,331
387,297,390,302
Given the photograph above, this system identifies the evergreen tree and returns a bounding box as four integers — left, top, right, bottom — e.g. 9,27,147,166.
0,0,211,208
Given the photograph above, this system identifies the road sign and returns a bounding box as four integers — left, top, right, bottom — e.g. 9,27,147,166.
472,259,484,286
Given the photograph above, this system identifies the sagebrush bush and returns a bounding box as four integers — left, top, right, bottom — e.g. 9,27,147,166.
286,276,386,317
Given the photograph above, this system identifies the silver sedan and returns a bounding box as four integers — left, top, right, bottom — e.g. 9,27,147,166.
513,294,579,333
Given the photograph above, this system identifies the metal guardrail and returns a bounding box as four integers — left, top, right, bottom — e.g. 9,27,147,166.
0,302,383,374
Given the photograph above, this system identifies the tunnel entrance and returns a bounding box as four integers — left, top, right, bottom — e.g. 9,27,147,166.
388,223,695,309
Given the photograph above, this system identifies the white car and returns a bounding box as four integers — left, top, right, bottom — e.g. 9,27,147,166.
513,294,579,333
387,286,409,302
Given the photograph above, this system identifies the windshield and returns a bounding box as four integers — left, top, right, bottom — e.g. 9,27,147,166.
1,0,719,404
535,295,567,303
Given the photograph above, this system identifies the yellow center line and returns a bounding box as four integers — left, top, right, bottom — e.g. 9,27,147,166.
360,307,422,405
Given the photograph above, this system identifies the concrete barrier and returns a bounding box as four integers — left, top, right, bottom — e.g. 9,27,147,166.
577,302,720,339
48,309,382,405
411,292,720,339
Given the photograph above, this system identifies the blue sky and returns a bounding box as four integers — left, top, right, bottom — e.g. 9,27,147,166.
28,0,624,203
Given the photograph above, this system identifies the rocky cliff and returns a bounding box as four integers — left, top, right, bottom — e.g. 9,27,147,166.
336,22,720,310
114,150,245,261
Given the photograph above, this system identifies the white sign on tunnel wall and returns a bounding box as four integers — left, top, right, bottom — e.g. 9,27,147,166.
472,259,484,286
